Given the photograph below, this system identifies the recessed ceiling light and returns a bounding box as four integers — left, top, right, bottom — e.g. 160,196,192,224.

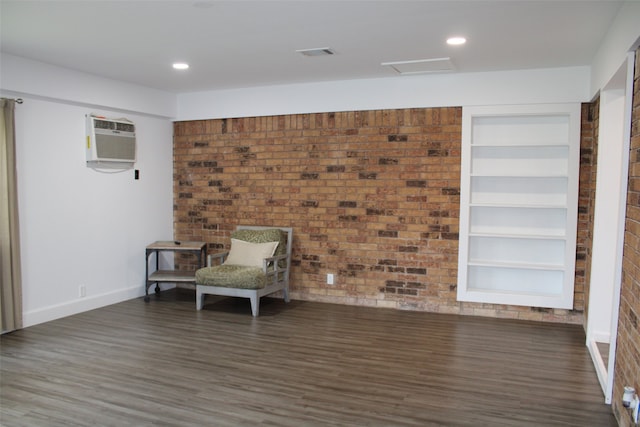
447,37,467,46
172,62,189,70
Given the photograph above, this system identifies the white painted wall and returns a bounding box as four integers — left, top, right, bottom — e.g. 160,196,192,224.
1,53,176,119
1,54,175,327
176,66,590,121
588,85,627,344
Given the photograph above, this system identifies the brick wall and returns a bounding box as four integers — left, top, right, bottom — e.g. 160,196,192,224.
580,100,599,325
174,106,589,323
613,48,640,427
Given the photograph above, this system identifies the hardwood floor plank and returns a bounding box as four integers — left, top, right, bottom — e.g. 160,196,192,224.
1,289,616,426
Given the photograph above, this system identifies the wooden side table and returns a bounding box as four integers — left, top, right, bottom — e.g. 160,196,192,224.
145,241,206,302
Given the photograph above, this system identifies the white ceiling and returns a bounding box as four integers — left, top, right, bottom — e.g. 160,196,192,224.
0,0,625,94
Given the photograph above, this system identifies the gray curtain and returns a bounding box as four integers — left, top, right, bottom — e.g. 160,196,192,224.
0,98,23,333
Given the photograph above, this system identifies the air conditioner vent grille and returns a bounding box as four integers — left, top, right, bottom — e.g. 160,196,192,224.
95,133,136,160
86,115,136,167
93,119,135,133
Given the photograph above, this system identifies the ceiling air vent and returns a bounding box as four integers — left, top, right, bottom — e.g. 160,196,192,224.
381,57,455,75
296,47,335,57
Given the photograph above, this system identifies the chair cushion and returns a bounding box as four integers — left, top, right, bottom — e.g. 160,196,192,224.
224,239,279,268
195,264,267,289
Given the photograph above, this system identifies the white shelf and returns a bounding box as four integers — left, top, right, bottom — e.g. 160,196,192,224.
469,235,565,267
468,260,565,271
471,113,570,146
471,145,569,176
470,173,569,178
471,143,570,148
469,232,567,240
469,206,567,237
464,287,562,299
457,104,580,309
470,202,567,209
467,265,564,296
470,176,568,206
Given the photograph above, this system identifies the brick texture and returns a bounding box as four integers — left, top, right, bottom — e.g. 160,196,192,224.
174,106,594,324
612,47,640,427
580,100,599,324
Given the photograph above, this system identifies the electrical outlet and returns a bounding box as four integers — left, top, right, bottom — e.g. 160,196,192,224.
327,273,334,285
79,285,86,298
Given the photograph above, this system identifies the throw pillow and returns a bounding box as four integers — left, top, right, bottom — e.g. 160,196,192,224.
224,238,279,268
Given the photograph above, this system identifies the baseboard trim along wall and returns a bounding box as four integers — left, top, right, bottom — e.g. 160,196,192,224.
22,285,164,328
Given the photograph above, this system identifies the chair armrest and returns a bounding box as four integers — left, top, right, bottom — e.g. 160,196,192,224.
263,253,290,286
207,251,229,266
262,253,288,271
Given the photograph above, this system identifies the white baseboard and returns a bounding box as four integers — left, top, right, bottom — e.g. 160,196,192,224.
587,338,609,401
23,285,146,328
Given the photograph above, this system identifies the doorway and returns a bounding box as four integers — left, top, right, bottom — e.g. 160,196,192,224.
586,52,634,404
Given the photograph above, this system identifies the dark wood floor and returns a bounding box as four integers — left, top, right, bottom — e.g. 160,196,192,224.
1,289,617,427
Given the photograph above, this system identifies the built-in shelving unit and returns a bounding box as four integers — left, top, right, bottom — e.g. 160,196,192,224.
457,104,580,309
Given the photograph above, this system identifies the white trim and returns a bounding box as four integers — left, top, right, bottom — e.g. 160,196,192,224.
22,285,152,328
587,338,609,398
605,50,635,404
585,51,635,405
177,67,590,121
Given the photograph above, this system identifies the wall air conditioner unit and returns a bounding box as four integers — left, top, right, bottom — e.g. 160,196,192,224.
86,115,136,168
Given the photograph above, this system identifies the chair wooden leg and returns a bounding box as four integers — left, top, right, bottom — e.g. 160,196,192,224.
249,294,259,317
283,287,290,303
